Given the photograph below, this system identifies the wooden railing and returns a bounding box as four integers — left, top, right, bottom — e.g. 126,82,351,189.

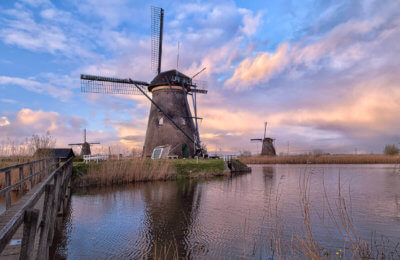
0,158,58,210
0,156,74,259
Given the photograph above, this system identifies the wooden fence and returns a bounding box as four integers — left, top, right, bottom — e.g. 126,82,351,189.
0,156,74,259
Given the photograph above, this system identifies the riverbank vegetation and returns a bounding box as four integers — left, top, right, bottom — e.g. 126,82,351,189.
72,158,229,188
384,144,399,155
0,132,56,167
240,154,400,164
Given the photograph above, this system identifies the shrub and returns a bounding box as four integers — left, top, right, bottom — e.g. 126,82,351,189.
384,144,399,155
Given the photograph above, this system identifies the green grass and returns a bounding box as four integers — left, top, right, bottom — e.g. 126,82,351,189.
71,158,228,186
171,159,226,176
72,161,90,182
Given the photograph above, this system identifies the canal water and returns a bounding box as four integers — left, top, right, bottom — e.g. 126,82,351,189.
51,165,400,259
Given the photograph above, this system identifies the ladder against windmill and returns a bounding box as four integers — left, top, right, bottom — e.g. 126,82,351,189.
251,122,277,156
79,6,207,158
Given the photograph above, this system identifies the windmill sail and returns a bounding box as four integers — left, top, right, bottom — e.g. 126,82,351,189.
151,6,164,75
80,7,208,158
81,74,149,95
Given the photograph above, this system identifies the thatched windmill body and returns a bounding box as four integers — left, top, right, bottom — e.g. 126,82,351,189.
251,122,276,156
68,129,100,156
80,7,207,158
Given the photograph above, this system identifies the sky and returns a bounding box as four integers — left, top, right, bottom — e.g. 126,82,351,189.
0,0,400,155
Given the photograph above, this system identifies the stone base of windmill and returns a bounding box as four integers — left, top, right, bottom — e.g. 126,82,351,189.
261,138,276,156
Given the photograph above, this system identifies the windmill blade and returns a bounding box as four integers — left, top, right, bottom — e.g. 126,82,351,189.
250,139,263,142
68,143,84,145
151,6,164,74
81,74,149,95
190,79,208,94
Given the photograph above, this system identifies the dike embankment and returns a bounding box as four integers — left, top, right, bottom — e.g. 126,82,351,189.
72,158,251,188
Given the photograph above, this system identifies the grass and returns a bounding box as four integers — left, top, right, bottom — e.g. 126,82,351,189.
240,154,400,164
172,159,226,177
73,158,172,187
72,158,229,188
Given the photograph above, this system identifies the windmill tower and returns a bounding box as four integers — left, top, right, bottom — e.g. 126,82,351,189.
68,129,100,156
80,6,207,158
251,122,276,156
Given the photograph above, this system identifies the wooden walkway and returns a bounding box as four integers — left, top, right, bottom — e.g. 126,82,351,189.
0,157,73,260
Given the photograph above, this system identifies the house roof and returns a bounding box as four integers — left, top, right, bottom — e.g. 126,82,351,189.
35,148,75,158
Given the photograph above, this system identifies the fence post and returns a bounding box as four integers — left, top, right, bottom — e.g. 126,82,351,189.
38,160,42,183
47,171,60,244
29,163,34,189
20,209,40,260
5,170,11,210
19,166,24,198
37,184,55,260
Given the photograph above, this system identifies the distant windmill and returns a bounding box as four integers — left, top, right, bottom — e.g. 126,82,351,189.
251,122,276,156
68,129,100,156
79,6,207,158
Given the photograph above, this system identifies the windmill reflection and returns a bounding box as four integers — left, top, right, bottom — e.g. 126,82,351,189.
141,180,202,257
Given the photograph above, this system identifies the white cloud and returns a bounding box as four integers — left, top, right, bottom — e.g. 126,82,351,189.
0,116,10,127
0,76,73,101
239,8,263,36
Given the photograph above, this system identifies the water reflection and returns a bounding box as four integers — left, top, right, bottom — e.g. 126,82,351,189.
52,165,400,259
141,180,202,257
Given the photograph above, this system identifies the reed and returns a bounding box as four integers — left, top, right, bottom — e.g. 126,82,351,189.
261,172,399,259
240,154,400,164
73,158,173,187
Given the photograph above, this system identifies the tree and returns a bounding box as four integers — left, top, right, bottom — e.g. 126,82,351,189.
29,131,56,155
384,144,399,155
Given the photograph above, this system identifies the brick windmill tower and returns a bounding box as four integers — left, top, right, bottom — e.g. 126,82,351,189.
80,6,207,158
68,129,100,156
251,122,276,156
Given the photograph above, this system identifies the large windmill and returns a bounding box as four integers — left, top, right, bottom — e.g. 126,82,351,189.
251,122,276,156
80,6,207,158
68,129,100,156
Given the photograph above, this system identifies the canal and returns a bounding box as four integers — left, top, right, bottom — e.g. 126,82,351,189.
51,164,400,259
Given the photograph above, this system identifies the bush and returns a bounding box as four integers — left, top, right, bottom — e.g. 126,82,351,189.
384,144,399,155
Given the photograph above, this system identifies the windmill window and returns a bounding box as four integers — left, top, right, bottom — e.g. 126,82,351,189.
181,117,186,126
158,117,164,126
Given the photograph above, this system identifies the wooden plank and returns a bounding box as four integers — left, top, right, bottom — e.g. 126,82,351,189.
37,184,54,260
0,159,45,174
18,167,23,199
19,209,39,260
5,171,11,210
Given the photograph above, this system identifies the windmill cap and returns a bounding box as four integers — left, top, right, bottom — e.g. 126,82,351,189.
149,69,191,91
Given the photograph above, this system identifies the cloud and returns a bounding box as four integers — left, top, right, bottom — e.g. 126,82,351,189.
0,2,96,58
224,16,390,90
239,8,263,36
0,75,73,101
225,43,288,90
0,116,10,127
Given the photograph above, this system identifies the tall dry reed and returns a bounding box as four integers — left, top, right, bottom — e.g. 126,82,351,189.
240,154,400,164
262,171,399,259
74,158,173,187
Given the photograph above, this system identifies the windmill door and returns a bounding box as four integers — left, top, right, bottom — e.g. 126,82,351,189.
182,143,189,158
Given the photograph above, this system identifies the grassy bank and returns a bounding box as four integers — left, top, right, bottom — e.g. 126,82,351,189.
240,154,400,164
73,158,229,188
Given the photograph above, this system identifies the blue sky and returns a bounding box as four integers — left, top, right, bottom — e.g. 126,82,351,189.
1,0,400,155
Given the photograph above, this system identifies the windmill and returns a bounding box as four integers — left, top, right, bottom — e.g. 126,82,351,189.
68,129,100,156
80,6,207,158
251,122,276,156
